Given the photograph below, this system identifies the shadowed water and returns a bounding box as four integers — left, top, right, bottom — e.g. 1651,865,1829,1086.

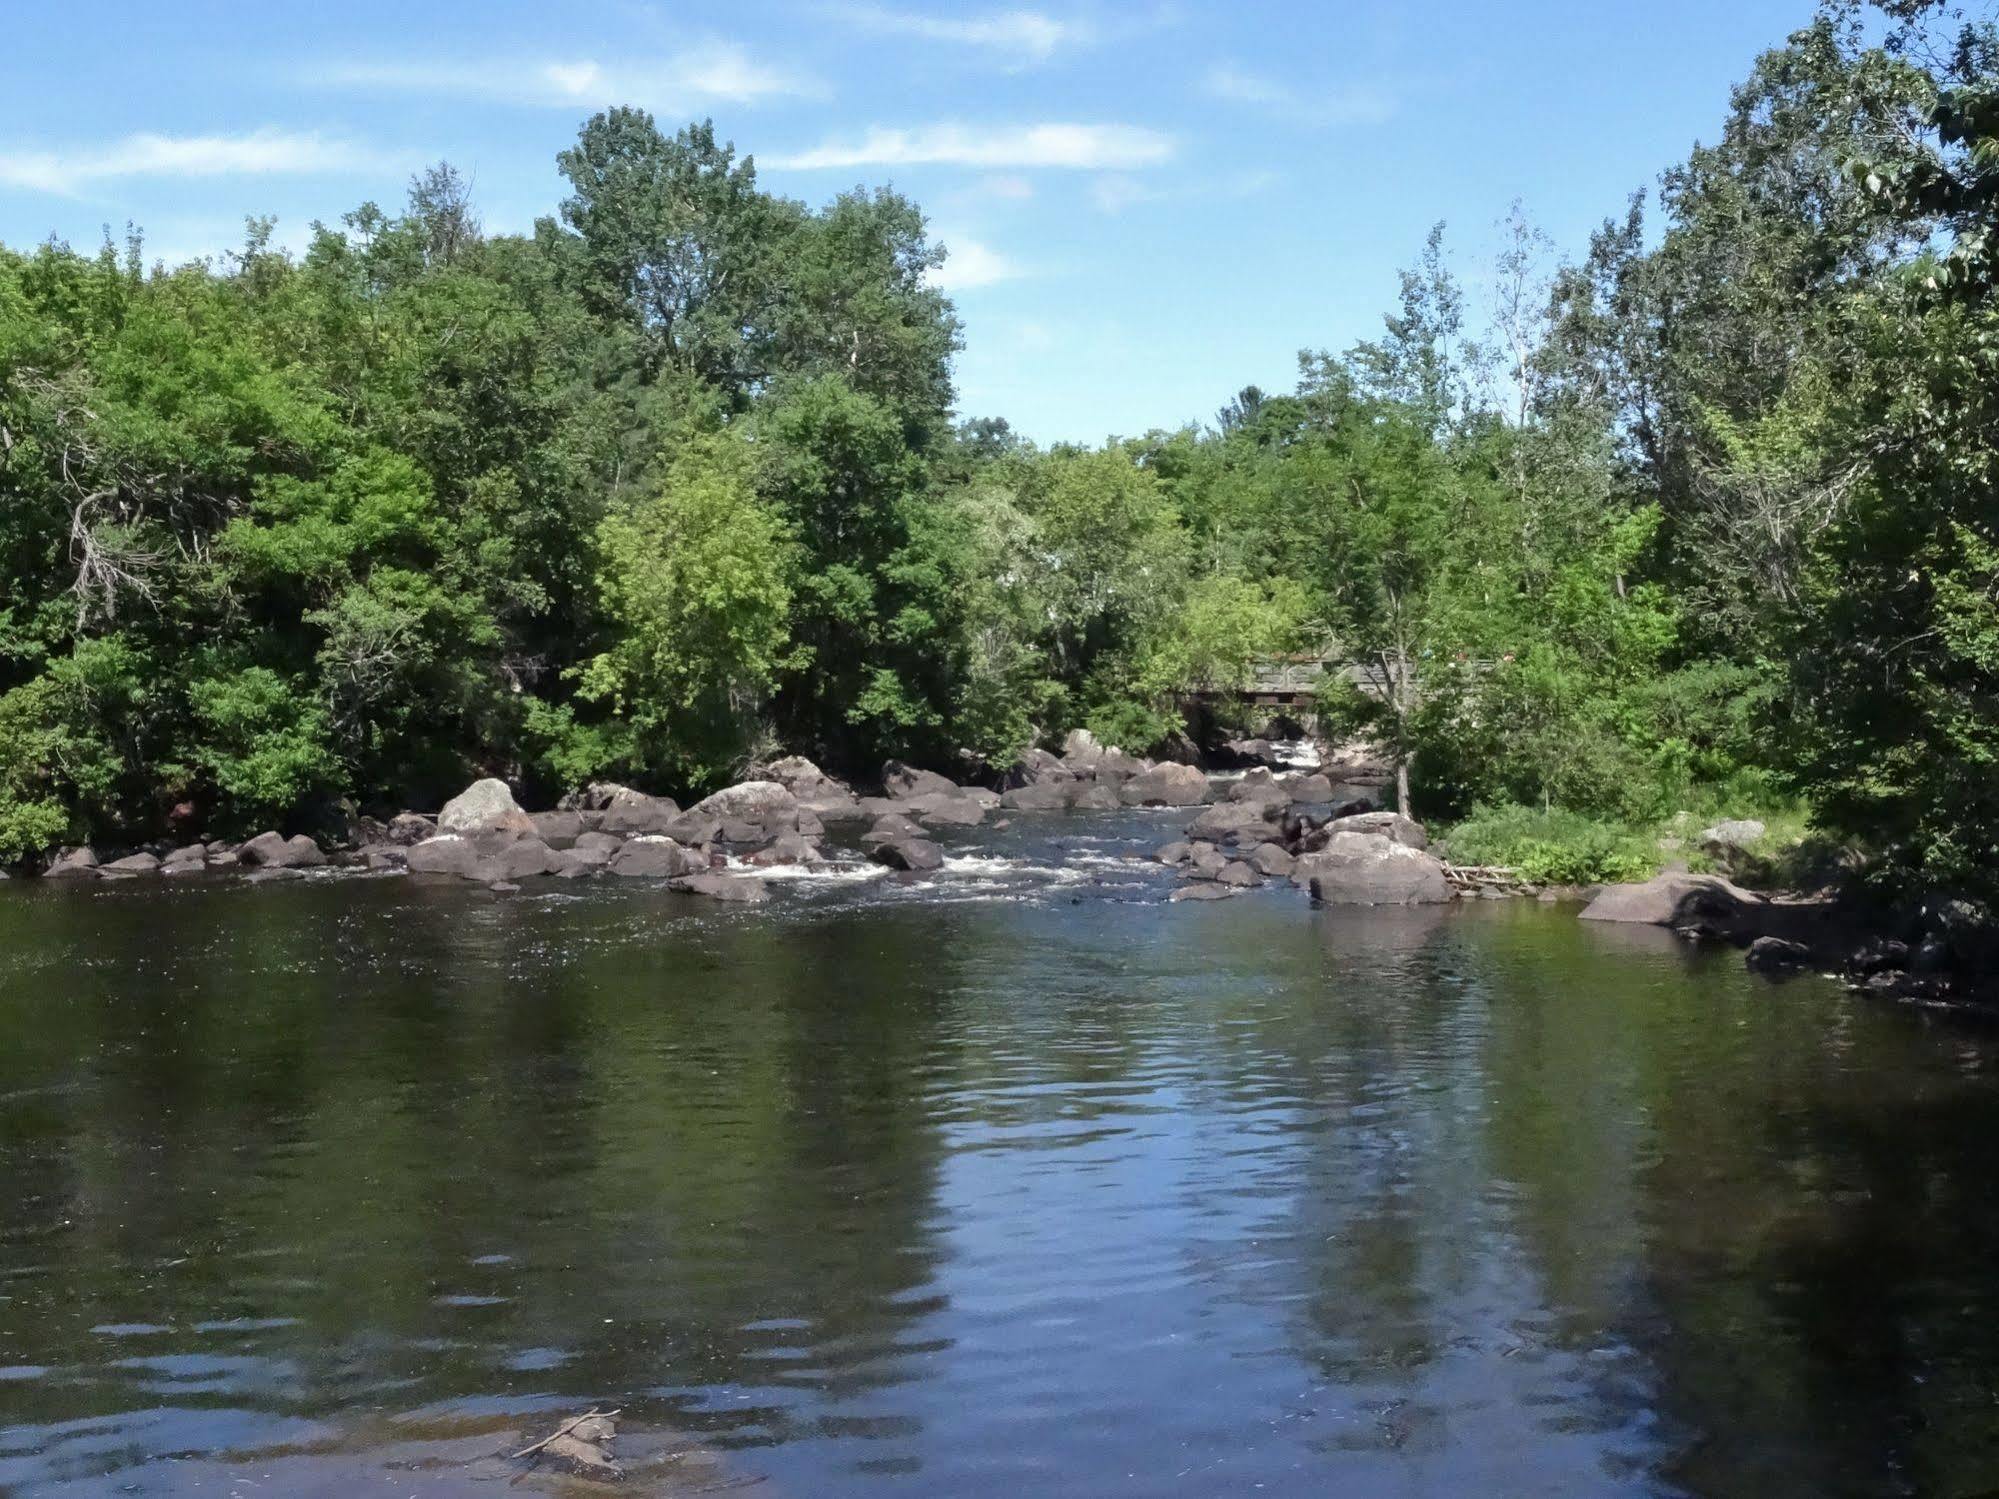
4,812,1999,1495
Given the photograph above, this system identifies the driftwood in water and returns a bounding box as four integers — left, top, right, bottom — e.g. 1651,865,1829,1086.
512,1407,624,1481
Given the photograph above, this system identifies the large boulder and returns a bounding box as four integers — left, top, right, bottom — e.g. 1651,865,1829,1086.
1000,781,1075,812
598,788,682,837
1701,819,1767,852
756,756,864,819
861,813,925,848
871,837,945,872
1248,842,1297,878
1578,873,1759,927
1060,728,1106,772
1072,782,1122,811
161,844,209,875
44,847,100,879
1318,811,1429,850
101,852,161,876
1171,883,1236,902
1292,833,1451,905
1227,769,1293,806
1121,763,1211,808
1007,747,1073,787
909,794,986,828
746,832,822,867
437,779,536,838
689,781,798,829
1216,860,1263,888
607,837,703,880
406,832,562,882
406,835,481,878
1095,748,1148,781
568,831,624,868
882,761,960,801
530,811,587,849
1283,773,1336,804
1187,802,1276,844
239,832,326,869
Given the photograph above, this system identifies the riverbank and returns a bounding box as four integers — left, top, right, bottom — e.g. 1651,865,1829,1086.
9,727,1979,1010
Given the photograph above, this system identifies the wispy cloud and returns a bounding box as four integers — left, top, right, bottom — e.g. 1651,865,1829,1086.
1201,62,1395,127
1091,165,1280,216
0,129,390,198
930,231,1022,290
323,43,811,109
771,122,1175,171
832,5,1091,67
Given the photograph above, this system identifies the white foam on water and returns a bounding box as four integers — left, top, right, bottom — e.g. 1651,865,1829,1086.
721,856,888,885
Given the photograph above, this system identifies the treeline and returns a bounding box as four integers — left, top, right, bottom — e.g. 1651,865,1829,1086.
0,0,1993,894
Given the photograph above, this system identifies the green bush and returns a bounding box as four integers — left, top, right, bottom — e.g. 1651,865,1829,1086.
1442,804,1660,886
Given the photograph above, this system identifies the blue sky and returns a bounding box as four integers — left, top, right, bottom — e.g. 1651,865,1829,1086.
1,1,1818,443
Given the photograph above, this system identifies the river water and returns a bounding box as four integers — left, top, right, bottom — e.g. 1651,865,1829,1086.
3,810,1999,1496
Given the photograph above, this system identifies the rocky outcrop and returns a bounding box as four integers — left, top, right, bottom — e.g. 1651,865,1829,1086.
597,787,682,837
161,844,208,874
689,780,798,830
902,791,987,827
1248,842,1296,878
1121,763,1211,807
1187,802,1277,844
1291,833,1451,905
755,756,865,819
437,778,537,838
861,814,925,848
407,831,564,882
1000,781,1077,811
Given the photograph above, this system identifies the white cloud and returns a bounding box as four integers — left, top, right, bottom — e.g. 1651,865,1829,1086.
979,173,1036,200
324,43,810,109
771,122,1175,171
929,232,1022,290
0,129,389,197
1201,63,1395,127
834,5,1090,66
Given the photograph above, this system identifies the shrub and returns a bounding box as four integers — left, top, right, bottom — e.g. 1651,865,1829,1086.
1443,804,1659,886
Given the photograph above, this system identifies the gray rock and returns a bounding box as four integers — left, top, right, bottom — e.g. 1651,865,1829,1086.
365,847,407,871
437,778,536,838
1000,781,1074,811
1292,833,1451,905
1321,811,1429,850
1700,818,1767,851
1578,873,1759,926
1154,841,1194,865
746,833,821,866
100,852,161,876
1061,728,1105,767
906,793,987,827
1283,773,1336,804
239,831,325,869
45,847,100,879
598,788,682,837
755,756,861,816
861,814,925,848
1216,860,1262,888
1187,802,1274,843
1009,747,1073,786
1120,762,1211,807
660,812,724,846
1095,749,1147,780
1071,782,1122,810
161,844,209,874
1186,846,1230,881
871,837,945,872
1227,769,1292,805
607,837,702,880
673,871,772,903
689,780,799,828
882,761,960,801
1248,842,1296,878
1746,936,1814,972
530,811,587,849
1171,883,1237,901
406,835,481,878
570,831,624,865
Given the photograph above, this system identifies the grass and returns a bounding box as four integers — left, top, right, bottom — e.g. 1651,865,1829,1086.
1438,796,1826,890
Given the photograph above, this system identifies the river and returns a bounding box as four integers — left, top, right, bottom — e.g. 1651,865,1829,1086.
2,809,1996,1496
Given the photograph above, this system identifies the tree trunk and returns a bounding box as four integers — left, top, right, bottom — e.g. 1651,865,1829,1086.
1396,756,1411,818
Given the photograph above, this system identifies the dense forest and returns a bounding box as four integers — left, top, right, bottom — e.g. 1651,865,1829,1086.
0,0,1993,895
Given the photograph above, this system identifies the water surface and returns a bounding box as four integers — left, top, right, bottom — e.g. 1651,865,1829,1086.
3,813,1998,1495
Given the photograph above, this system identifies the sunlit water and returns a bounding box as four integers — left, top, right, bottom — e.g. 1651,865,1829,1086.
4,810,1999,1496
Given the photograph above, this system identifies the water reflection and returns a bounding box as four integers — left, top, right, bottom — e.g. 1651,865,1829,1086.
3,859,1999,1494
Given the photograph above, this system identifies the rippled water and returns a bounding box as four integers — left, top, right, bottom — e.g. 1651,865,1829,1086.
5,810,1999,1496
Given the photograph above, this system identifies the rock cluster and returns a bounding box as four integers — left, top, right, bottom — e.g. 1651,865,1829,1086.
1158,788,1454,905
997,729,1214,811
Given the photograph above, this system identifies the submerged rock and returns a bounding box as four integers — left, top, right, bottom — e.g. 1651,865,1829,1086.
673,872,771,903
1171,883,1236,901
1747,935,1814,972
